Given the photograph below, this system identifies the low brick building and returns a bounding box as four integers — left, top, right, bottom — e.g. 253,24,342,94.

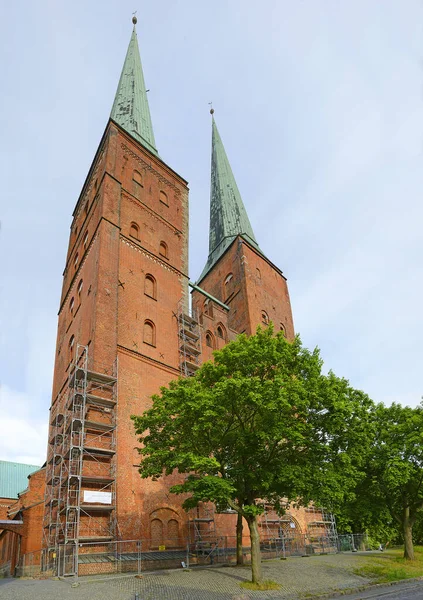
0,461,41,575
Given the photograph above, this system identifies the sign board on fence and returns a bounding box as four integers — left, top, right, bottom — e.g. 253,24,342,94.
83,491,112,504
158,545,166,551
290,522,296,528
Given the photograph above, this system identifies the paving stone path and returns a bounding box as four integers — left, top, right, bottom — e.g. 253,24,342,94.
0,553,375,600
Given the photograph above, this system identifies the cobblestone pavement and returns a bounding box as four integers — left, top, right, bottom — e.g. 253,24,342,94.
0,553,375,600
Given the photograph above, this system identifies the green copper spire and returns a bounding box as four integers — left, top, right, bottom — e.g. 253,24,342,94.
110,18,157,156
198,112,261,281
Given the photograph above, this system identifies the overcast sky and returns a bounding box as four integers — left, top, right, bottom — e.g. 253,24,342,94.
1,1,422,466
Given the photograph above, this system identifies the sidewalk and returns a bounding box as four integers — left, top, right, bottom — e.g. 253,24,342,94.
0,552,381,600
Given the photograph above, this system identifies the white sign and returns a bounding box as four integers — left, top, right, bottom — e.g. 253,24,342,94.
83,491,112,504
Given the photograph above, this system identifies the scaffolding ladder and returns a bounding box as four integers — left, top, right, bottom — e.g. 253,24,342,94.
188,503,221,555
305,505,338,546
177,301,201,377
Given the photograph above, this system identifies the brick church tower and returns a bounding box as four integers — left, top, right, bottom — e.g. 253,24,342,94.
191,111,295,350
43,20,192,574
38,21,312,577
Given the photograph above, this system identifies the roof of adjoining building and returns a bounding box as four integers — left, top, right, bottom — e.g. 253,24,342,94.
0,460,41,499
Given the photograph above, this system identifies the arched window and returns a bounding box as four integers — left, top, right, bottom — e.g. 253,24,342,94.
159,241,168,259
69,297,75,315
217,324,226,340
84,203,88,216
205,332,215,348
261,310,269,325
280,323,285,335
144,320,156,346
69,335,75,362
74,253,79,270
203,299,213,317
130,222,139,239
167,519,179,541
159,190,169,206
151,518,163,547
256,268,261,280
224,273,233,286
133,170,143,187
83,231,88,249
77,279,83,298
144,274,156,299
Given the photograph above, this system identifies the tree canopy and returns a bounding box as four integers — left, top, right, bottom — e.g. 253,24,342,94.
352,402,423,559
132,326,373,582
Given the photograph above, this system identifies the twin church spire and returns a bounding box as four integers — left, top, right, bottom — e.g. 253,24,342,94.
111,20,261,277
110,18,157,156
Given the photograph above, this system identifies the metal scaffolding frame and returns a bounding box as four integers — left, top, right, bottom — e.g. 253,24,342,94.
188,503,221,556
177,300,202,377
305,505,338,543
42,344,118,576
258,503,299,542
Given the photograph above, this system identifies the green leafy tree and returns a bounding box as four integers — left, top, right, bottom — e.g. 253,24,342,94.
354,402,423,560
132,326,372,583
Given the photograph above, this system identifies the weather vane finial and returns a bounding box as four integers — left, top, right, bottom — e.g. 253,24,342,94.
132,11,137,25
208,102,214,115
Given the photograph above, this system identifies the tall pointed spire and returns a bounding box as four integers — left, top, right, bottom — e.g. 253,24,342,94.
110,17,158,156
198,111,261,281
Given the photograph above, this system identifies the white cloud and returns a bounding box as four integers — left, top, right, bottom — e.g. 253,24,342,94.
0,386,48,465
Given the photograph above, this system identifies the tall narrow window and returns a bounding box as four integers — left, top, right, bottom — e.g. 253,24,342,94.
261,310,269,325
69,335,75,362
74,253,79,270
205,331,215,348
159,190,169,206
280,323,286,335
77,279,83,299
130,222,139,239
83,231,88,249
144,320,156,346
256,268,261,280
144,274,156,299
159,241,168,259
217,324,226,340
69,297,75,315
224,273,234,300
203,299,213,317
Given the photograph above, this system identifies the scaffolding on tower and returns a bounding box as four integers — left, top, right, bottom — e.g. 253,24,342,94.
177,300,202,377
42,344,118,576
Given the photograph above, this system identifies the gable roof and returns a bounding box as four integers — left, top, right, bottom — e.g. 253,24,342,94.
0,460,41,499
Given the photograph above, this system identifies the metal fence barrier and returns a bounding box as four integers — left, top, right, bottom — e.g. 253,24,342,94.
15,532,371,578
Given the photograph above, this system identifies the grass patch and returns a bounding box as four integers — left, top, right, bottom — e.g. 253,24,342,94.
353,546,423,583
240,579,280,590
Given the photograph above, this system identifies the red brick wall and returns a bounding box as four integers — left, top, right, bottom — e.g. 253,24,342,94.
193,236,294,340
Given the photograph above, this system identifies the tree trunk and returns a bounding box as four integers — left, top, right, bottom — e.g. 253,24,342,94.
246,515,262,583
236,511,244,565
403,508,414,560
